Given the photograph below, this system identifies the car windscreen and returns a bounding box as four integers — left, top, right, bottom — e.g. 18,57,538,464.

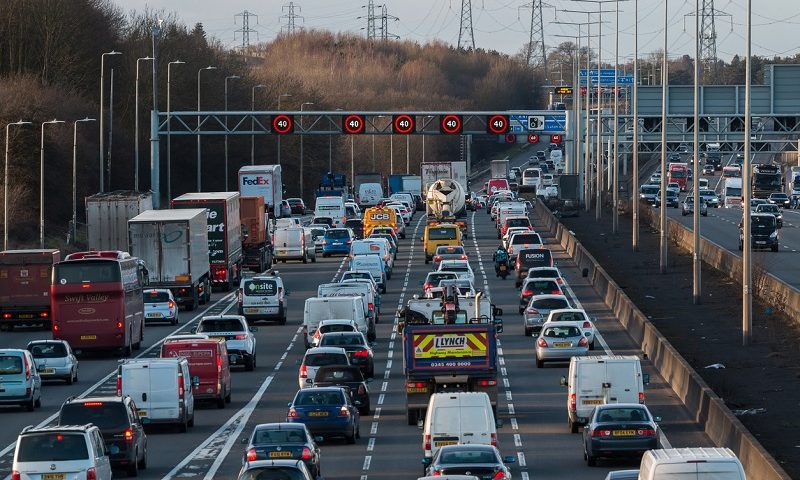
511,234,540,245
532,298,570,309
326,229,350,239
0,355,22,374
527,269,557,278
17,433,90,462
699,190,715,196
198,318,245,332
758,205,779,213
59,402,130,431
304,353,348,366
243,279,277,297
752,216,775,228
29,343,67,358
144,290,171,303
427,227,458,240
54,260,121,285
320,334,365,347
238,467,308,480
641,186,659,194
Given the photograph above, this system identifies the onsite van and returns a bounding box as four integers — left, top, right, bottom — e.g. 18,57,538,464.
117,357,196,431
515,248,554,287
237,275,287,324
349,255,387,294
303,296,366,349
273,227,316,263
422,392,498,459
638,448,746,480
314,196,346,228
363,206,399,237
560,355,648,433
161,336,232,408
423,223,462,264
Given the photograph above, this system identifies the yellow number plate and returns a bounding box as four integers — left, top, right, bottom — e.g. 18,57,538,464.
434,440,458,447
41,368,55,375
138,410,147,417
43,474,65,480
147,313,162,318
553,342,572,348
613,430,636,437
80,335,97,340
582,399,603,405
406,387,428,393
269,451,293,458
308,411,329,417
245,308,261,314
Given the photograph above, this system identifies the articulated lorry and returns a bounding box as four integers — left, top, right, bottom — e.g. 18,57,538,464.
86,191,153,252
0,249,60,330
239,165,283,217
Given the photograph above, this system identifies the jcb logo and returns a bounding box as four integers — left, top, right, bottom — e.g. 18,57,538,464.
370,213,390,220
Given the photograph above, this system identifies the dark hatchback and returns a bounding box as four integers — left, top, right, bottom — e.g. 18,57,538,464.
243,423,321,478
313,365,371,415
345,219,364,239
287,387,361,443
423,444,515,480
318,332,374,378
58,395,147,476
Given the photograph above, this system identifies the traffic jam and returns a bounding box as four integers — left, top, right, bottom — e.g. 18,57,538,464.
0,160,746,479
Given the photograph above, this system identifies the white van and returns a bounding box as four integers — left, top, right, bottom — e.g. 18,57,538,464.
314,196,346,227
117,357,195,431
638,448,746,480
522,168,542,188
303,296,366,348
358,183,383,207
550,149,564,172
422,392,498,459
274,227,316,263
350,255,387,294
318,282,376,340
561,355,648,433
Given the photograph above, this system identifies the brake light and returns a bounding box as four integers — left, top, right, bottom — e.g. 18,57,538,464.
578,337,588,347
11,471,19,480
570,393,576,411
434,256,441,262
313,329,321,340
526,308,539,315
424,434,431,451
116,375,122,396
39,311,49,318
288,407,299,418
178,373,185,400
179,288,187,294
83,402,104,407
492,470,505,480
246,448,258,461
322,240,327,245
301,446,313,460
639,392,645,404
556,277,563,284
237,289,243,305
522,291,533,298
638,428,657,436
124,428,133,442
117,321,123,330
23,354,30,380
591,429,612,437
217,354,222,373
477,379,497,387
234,334,248,340
432,471,441,477
87,468,97,480
423,282,432,290
460,255,467,260
353,349,369,358
339,406,350,417
368,302,374,311
537,337,547,348
168,300,176,309
299,364,308,378
3,313,11,319
490,432,497,446
583,321,592,329
346,239,352,245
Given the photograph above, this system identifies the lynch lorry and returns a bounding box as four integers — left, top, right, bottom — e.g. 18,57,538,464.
171,192,243,291
128,209,211,310
0,249,60,330
239,196,273,273
238,165,282,217
86,191,153,252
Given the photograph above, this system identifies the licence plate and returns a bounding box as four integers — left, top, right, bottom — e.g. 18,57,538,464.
244,308,261,314
309,411,329,417
582,399,603,405
40,368,55,375
554,342,572,348
147,312,163,318
43,475,65,480
138,410,147,417
278,250,288,254
210,336,226,341
613,430,636,437
434,440,458,447
269,451,293,458
80,335,97,340
756,241,766,244
18,314,34,319
499,265,507,271
406,387,428,393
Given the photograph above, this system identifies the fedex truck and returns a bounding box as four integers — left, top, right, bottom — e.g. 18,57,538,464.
238,165,282,216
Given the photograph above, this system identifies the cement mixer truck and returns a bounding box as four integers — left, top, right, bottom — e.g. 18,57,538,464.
425,178,468,237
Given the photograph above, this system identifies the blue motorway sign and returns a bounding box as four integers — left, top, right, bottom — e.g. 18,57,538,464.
579,69,619,77
579,75,633,85
509,114,566,134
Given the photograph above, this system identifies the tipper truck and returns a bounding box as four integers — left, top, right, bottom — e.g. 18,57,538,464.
128,209,211,311
172,192,243,291
238,165,283,217
86,191,153,252
239,196,273,273
0,249,60,330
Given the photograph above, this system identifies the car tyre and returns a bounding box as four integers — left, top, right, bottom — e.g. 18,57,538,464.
570,419,579,434
311,253,316,263
359,403,371,416
586,454,597,467
127,450,140,476
217,395,226,409
179,415,188,433
536,358,543,368
323,252,329,258
424,257,429,264
519,307,524,315
138,445,147,470
25,397,35,412
772,244,779,252
66,369,74,385
346,427,356,444
279,315,287,326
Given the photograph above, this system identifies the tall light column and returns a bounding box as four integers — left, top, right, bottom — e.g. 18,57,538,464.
40,120,65,248
99,50,121,192
72,118,96,243
612,1,620,233
742,0,752,345
196,66,217,191
300,102,315,198
4,120,31,250
277,93,292,164
632,0,640,251
692,0,702,304
659,0,669,273
224,75,240,190
166,60,184,202
251,84,267,165
135,56,153,192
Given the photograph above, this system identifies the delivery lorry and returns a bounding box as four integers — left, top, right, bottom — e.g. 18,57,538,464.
128,209,211,310
238,165,283,217
86,191,153,252
239,196,273,273
172,192,243,291
491,159,510,179
0,249,60,330
388,175,423,196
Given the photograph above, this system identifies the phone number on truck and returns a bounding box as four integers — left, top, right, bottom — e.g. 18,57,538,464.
429,361,474,367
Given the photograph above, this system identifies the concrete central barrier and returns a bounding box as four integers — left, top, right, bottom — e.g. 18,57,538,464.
534,205,791,480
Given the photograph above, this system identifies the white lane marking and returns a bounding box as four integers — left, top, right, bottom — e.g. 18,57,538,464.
0,292,236,460
370,422,379,435
511,418,519,430
660,431,673,449
521,472,530,480
381,381,388,392
373,407,381,419
517,452,527,467
514,434,522,447
508,404,515,415
378,394,385,405
503,378,510,388
363,456,372,470
367,437,376,452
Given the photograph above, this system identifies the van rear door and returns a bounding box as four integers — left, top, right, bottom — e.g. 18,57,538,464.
122,363,152,418
148,362,180,421
459,405,492,445
431,405,461,451
576,361,605,416
605,360,639,404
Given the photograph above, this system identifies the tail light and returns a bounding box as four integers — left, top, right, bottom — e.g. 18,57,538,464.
570,393,576,411
313,329,321,341
578,337,588,347
11,471,19,480
638,428,657,436
117,321,124,330
23,354,30,380
116,375,122,396
526,308,539,315
407,381,427,392
368,302,374,311
460,255,467,260
339,406,350,417
234,334,248,340
477,379,497,387
556,277,563,284
490,432,497,446
179,288,188,294
537,337,547,348
178,373,185,400
591,429,612,437
299,364,308,378
39,311,49,318
522,291,533,298
434,256,441,262
87,468,97,480
301,446,313,460
246,448,258,461
516,258,521,269
431,471,441,477
301,236,305,248
492,470,505,480
423,282,432,290
124,428,133,442
357,384,366,395
53,323,60,333
639,392,645,404
217,355,223,373
353,349,369,358
424,434,431,451
287,407,299,418
168,300,176,309
322,240,328,245
583,321,592,329
550,290,561,295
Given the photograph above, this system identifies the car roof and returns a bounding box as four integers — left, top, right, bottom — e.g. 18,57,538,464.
200,314,246,322
64,395,128,405
253,422,306,431
437,444,497,453
595,403,648,410
440,260,469,266
27,339,68,346
525,277,559,283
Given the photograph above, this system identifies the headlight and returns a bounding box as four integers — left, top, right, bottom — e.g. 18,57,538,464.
770,231,778,239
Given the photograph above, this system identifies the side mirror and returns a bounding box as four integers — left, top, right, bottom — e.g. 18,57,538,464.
249,326,258,333
559,376,567,387
643,373,650,385
496,418,504,428
421,458,432,466
503,455,516,464
287,402,292,407
654,416,662,422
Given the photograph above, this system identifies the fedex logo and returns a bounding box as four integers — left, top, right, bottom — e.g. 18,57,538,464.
241,176,271,186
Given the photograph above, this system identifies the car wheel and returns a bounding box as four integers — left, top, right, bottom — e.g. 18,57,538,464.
311,253,317,263
424,257,429,264
519,307,524,315
356,424,361,439
536,358,543,368
25,397,35,412
188,412,195,427
772,244,779,252
279,316,287,326
586,454,597,467
127,449,140,476
138,445,147,469
179,415,188,433
302,254,308,264
225,387,232,403
66,369,74,385
346,427,356,444
323,252,329,258
570,419,579,434
217,395,226,409
172,315,179,326
245,355,255,371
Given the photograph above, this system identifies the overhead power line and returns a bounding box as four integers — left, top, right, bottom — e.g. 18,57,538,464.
458,0,476,50
234,10,259,49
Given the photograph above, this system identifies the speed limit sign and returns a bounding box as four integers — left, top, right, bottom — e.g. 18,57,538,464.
527,115,545,131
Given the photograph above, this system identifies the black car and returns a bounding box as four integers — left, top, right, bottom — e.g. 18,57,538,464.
582,404,660,466
243,423,321,478
423,444,515,479
318,332,374,378
286,198,307,215
768,192,791,208
345,219,364,239
739,213,779,251
58,395,147,476
313,365,371,415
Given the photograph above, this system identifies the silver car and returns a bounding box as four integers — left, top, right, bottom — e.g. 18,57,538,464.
523,294,572,336
144,288,179,325
432,245,468,270
26,340,78,384
681,196,708,217
546,308,596,350
535,321,589,367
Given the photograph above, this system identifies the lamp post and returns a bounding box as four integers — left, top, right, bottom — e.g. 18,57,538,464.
331,108,343,172
4,120,31,250
135,56,153,192
72,118,96,243
197,66,217,191
277,93,292,164
660,0,669,273
224,75,240,190
692,0,702,303
743,0,753,345
40,119,65,248
300,102,314,198
251,85,267,165
167,60,185,202
99,50,121,192
632,0,640,251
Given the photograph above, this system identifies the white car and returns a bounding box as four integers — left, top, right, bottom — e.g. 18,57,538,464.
437,260,475,285
298,346,350,389
542,173,554,186
143,288,179,325
311,319,359,348
502,227,530,249
13,425,112,480
26,340,78,384
195,315,258,370
546,308,597,350
649,173,661,184
507,231,544,257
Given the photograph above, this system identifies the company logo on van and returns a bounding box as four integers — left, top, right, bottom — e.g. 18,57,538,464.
369,213,391,220
433,336,467,349
241,175,270,186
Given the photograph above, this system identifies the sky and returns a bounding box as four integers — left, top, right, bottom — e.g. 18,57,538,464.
114,0,800,63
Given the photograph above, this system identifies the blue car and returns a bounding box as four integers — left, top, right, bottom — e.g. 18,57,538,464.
287,387,361,443
322,228,354,257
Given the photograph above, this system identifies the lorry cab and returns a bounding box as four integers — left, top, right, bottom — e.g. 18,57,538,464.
423,224,462,264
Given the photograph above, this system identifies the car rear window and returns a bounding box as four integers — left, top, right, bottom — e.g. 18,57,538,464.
304,353,348,367
29,343,67,358
243,279,278,296
428,227,458,240
527,269,557,278
0,355,22,374
543,326,582,337
239,467,308,480
253,428,307,445
316,368,362,382
320,334,365,347
294,391,344,406
511,234,540,245
525,280,558,292
550,312,586,323
439,449,498,464
436,246,464,255
428,273,457,283
144,290,171,303
532,298,570,309
17,433,89,462
59,401,130,431
506,218,530,228
327,229,350,239
198,318,244,332
319,324,356,334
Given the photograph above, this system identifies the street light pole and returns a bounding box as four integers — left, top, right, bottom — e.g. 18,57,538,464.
612,1,620,233
300,102,315,199
632,0,640,251
406,136,410,174
743,0,753,345
167,60,185,202
40,119,65,248
72,118,96,243
135,56,153,192
251,85,267,165
99,50,121,193
277,93,292,164
692,0,702,304
224,75,240,191
197,66,217,191
660,0,669,273
4,120,31,250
